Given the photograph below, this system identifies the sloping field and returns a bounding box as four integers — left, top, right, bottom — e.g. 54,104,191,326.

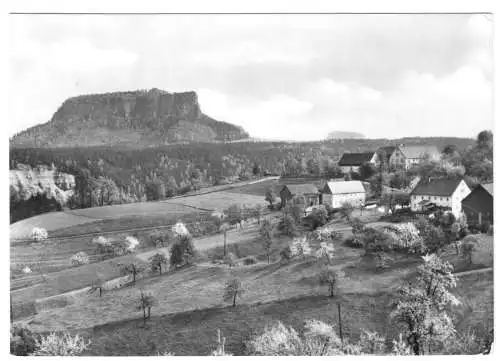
168,191,266,210
23,262,492,356
11,224,263,311
10,212,100,240
11,184,267,241
224,179,280,196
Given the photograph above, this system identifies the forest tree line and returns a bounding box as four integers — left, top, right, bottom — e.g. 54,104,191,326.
9,134,489,222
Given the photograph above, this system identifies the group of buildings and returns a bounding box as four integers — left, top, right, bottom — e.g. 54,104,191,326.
337,144,441,174
278,144,493,224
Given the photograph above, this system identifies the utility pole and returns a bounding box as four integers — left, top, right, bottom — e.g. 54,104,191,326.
10,294,13,323
337,302,344,344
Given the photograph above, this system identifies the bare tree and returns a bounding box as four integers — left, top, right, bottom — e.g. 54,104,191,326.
136,290,157,328
223,279,245,307
319,268,344,297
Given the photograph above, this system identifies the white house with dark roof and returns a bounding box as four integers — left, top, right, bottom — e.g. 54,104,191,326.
322,180,366,208
400,145,441,169
337,152,379,174
410,178,471,216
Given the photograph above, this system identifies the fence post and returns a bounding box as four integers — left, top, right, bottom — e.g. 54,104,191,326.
337,302,344,344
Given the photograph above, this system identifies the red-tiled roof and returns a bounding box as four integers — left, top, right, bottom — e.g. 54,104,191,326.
410,178,463,197
338,152,376,166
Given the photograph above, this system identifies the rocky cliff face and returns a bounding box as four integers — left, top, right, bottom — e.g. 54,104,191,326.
10,164,76,223
10,88,249,147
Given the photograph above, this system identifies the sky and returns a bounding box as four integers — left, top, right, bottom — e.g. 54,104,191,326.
8,14,493,140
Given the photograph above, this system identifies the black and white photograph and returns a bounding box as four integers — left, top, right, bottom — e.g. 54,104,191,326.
6,1,496,357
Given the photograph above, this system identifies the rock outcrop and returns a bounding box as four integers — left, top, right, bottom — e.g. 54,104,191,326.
10,164,76,223
10,88,249,147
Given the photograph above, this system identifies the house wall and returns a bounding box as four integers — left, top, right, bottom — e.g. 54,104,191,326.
340,165,360,174
450,180,471,216
410,180,471,217
324,192,365,208
411,194,453,212
388,148,405,168
462,187,494,224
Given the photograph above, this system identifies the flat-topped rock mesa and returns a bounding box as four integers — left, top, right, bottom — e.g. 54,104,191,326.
10,88,249,147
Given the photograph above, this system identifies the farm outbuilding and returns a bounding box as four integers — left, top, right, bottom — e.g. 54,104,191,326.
461,183,493,225
337,152,378,174
279,184,320,207
322,180,366,208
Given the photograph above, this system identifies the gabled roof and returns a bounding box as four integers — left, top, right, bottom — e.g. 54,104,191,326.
282,184,319,195
481,183,494,197
338,152,376,166
411,178,463,197
324,180,365,195
400,145,440,159
378,146,398,158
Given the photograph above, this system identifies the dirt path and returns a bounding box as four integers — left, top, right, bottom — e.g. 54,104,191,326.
454,267,493,277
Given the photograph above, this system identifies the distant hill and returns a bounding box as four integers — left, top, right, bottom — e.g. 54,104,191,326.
10,88,249,148
326,131,365,140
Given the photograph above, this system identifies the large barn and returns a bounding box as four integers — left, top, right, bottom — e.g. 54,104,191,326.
461,183,493,224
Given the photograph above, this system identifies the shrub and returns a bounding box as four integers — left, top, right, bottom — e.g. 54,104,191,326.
460,235,478,264
278,214,298,237
343,236,364,249
359,330,386,355
350,217,365,234
247,320,345,355
290,237,312,259
30,227,48,242
148,229,172,248
149,253,168,275
170,235,196,269
70,251,90,266
382,223,426,254
32,332,91,356
362,227,393,253
10,325,37,356
243,256,258,266
315,242,335,264
480,221,491,234
305,206,329,230
280,246,293,262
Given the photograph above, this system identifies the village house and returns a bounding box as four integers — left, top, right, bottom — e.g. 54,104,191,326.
410,178,471,217
322,180,366,208
337,152,379,174
400,145,441,169
279,184,320,208
378,145,406,169
461,183,493,225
